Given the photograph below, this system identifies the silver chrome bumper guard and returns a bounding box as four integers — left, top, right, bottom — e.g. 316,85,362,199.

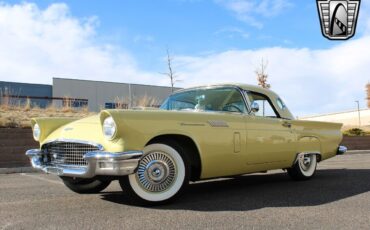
26,149,143,178
337,145,347,155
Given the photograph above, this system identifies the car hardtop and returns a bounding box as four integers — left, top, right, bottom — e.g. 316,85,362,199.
172,83,294,120
174,83,280,99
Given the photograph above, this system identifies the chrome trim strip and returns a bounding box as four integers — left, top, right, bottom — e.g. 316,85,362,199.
26,149,143,178
180,122,206,127
207,120,229,127
337,145,347,155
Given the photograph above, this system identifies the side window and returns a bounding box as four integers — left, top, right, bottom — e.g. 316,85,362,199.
246,91,279,118
161,88,247,113
219,89,247,113
169,100,194,110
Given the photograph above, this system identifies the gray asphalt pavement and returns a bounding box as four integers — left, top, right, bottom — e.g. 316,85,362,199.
1,153,370,230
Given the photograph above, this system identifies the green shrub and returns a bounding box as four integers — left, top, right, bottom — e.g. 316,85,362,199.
343,128,367,136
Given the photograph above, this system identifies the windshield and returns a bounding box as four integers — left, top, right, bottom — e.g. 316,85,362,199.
160,87,247,113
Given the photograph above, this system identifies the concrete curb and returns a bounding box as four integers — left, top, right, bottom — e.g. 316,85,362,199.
0,167,38,174
346,150,370,154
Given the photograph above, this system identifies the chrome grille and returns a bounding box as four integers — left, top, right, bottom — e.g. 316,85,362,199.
42,141,100,166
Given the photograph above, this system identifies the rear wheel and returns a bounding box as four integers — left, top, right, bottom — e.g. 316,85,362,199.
287,153,317,180
61,177,111,194
119,143,189,205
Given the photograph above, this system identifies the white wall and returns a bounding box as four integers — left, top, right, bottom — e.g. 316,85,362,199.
300,109,370,129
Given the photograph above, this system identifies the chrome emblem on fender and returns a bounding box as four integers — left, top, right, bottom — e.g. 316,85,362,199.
317,0,360,40
208,120,229,128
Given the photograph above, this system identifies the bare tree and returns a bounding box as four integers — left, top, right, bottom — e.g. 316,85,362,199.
161,48,180,93
255,58,271,89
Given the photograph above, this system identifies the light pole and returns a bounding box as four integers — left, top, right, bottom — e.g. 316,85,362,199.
355,100,361,128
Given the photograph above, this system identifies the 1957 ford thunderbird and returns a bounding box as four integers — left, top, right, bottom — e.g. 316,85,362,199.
26,84,347,204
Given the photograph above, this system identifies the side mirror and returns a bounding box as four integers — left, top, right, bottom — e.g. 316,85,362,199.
250,102,259,113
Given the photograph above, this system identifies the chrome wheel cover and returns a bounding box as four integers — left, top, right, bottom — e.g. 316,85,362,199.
136,151,177,193
298,154,314,171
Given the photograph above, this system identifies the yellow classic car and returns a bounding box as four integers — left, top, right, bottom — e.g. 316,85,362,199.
26,84,346,204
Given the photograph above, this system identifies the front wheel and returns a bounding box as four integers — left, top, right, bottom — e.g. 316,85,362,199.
119,143,189,205
61,177,111,194
287,153,317,180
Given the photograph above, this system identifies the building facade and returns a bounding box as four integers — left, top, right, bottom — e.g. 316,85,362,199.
300,109,370,130
0,81,52,108
1,78,178,112
52,78,178,111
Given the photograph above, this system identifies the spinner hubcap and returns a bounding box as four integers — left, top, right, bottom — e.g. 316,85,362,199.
299,154,313,171
136,151,177,193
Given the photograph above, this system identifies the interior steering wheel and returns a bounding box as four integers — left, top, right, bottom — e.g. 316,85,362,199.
222,104,242,113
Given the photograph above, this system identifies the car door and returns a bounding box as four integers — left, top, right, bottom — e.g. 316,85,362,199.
244,91,297,167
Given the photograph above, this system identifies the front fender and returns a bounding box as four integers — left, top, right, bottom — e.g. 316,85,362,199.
31,118,78,144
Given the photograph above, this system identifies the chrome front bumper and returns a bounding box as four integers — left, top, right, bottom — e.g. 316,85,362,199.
26,149,143,178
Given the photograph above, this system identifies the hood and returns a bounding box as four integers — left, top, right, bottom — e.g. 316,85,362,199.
40,114,124,152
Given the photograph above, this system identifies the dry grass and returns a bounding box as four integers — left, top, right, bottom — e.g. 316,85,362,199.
133,95,160,108
0,106,94,128
0,89,94,128
0,93,160,128
342,125,370,132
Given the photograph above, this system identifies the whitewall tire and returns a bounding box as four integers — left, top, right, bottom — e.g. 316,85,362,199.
287,153,317,180
119,143,189,204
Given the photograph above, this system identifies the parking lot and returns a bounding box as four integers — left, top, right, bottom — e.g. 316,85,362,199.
1,153,370,230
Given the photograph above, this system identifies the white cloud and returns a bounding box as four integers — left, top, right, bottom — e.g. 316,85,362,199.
215,27,250,39
133,35,155,43
175,35,370,116
216,0,293,28
0,2,160,85
0,2,369,116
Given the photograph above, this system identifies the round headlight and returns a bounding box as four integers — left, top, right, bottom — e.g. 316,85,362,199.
103,116,117,140
33,123,41,141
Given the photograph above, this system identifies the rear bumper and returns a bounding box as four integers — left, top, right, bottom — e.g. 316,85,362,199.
26,149,142,178
337,145,347,155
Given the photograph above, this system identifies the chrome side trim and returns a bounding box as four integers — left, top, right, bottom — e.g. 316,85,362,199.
208,120,229,127
42,139,104,151
180,122,206,127
337,146,347,155
26,149,143,178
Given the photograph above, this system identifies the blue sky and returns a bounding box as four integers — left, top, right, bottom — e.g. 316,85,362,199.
0,0,369,116
4,0,360,71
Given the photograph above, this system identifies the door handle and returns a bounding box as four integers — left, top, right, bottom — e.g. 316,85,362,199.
282,121,292,128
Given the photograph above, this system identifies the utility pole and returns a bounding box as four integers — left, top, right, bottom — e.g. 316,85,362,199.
355,100,361,127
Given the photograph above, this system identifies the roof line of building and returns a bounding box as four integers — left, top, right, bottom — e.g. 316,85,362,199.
0,80,51,87
52,77,182,89
301,108,370,118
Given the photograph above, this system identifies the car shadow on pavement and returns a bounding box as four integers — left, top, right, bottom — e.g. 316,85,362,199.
100,169,370,211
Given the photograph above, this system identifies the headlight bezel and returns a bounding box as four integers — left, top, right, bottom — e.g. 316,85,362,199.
33,123,41,141
102,116,117,140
